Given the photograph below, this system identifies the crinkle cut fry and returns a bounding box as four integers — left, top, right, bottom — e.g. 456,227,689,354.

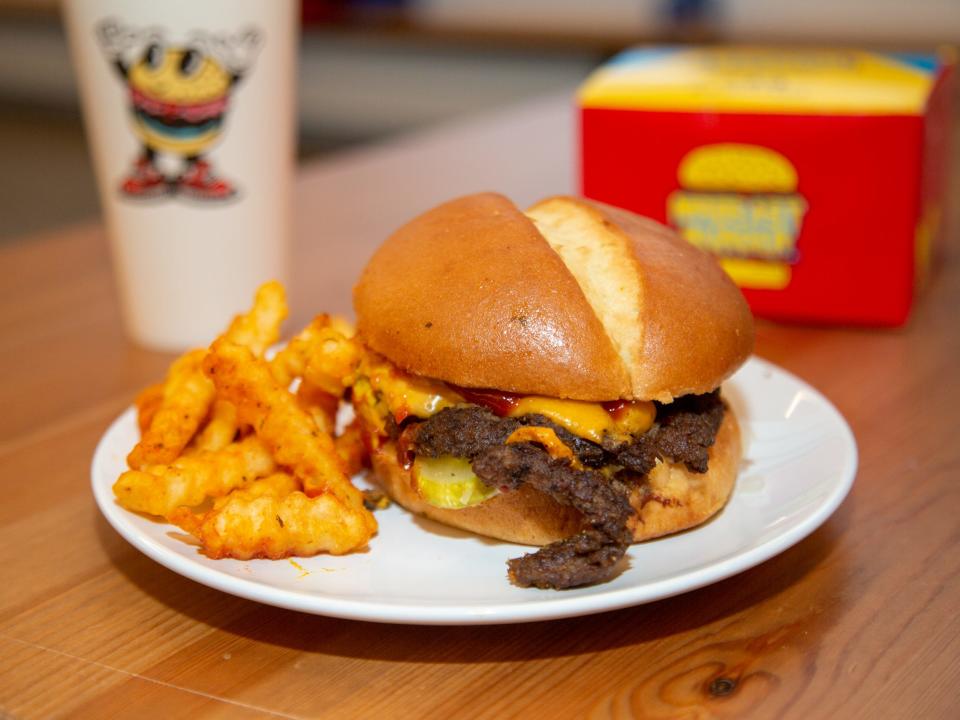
222,280,289,358
170,472,374,559
295,380,339,436
190,399,239,453
113,435,276,517
170,473,299,541
134,383,164,435
335,419,367,476
291,372,366,476
269,315,361,395
127,349,216,469
127,281,288,470
269,316,324,388
184,281,287,453
204,340,375,529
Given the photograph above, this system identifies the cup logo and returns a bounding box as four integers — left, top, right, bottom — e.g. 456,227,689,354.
668,144,807,290
96,20,261,201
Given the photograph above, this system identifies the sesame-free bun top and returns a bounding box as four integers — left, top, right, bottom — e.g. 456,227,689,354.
353,193,753,402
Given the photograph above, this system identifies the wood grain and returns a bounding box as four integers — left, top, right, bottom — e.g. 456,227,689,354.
2,93,959,718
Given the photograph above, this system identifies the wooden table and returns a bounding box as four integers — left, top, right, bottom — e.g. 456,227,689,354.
2,94,958,718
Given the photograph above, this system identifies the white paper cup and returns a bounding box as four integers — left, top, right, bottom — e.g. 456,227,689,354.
63,0,297,350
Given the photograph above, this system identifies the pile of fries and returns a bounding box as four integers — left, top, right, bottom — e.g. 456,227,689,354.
113,281,378,560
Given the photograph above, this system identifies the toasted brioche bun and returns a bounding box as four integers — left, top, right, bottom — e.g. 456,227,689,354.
354,193,753,403
365,409,741,546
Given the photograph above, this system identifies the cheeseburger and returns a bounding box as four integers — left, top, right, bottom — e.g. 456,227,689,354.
350,193,753,589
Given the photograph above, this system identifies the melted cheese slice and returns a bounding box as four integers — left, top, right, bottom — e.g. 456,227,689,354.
362,357,461,422
505,426,584,469
507,396,654,444
356,353,655,444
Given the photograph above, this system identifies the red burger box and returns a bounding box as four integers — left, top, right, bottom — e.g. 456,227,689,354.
579,47,955,326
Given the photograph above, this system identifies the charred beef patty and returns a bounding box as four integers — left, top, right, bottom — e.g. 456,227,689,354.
413,392,724,473
472,444,634,588
407,391,726,589
411,409,605,466
604,391,727,475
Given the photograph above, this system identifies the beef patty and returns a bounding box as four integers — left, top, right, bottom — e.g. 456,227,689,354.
406,391,726,589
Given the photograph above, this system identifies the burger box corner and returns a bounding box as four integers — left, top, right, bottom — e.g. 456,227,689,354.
579,46,955,327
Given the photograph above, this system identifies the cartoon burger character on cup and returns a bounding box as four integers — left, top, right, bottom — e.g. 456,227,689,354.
96,20,261,200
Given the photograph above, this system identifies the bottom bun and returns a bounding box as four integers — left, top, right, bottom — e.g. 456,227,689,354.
367,409,741,546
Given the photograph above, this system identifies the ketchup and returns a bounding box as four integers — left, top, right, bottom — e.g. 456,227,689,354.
601,399,630,420
395,425,417,470
450,385,522,416
454,385,636,419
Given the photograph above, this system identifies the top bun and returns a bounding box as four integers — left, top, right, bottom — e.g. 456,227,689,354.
353,193,753,402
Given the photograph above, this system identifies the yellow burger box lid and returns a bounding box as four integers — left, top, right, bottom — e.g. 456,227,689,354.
579,46,954,116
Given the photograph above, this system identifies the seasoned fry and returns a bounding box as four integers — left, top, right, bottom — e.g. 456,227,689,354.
222,280,288,357
295,380,339,435
191,400,239,453
128,281,288,470
269,314,360,395
114,435,276,517
127,349,216,469
118,282,377,562
134,383,164,435
335,419,367,477
204,341,373,524
328,315,356,338
304,332,361,396
170,472,373,559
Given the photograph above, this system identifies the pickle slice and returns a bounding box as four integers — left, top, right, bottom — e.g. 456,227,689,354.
412,455,498,509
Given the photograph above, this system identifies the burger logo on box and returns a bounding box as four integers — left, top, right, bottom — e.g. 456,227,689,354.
667,143,807,290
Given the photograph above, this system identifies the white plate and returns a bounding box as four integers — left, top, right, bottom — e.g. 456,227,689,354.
92,357,856,625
